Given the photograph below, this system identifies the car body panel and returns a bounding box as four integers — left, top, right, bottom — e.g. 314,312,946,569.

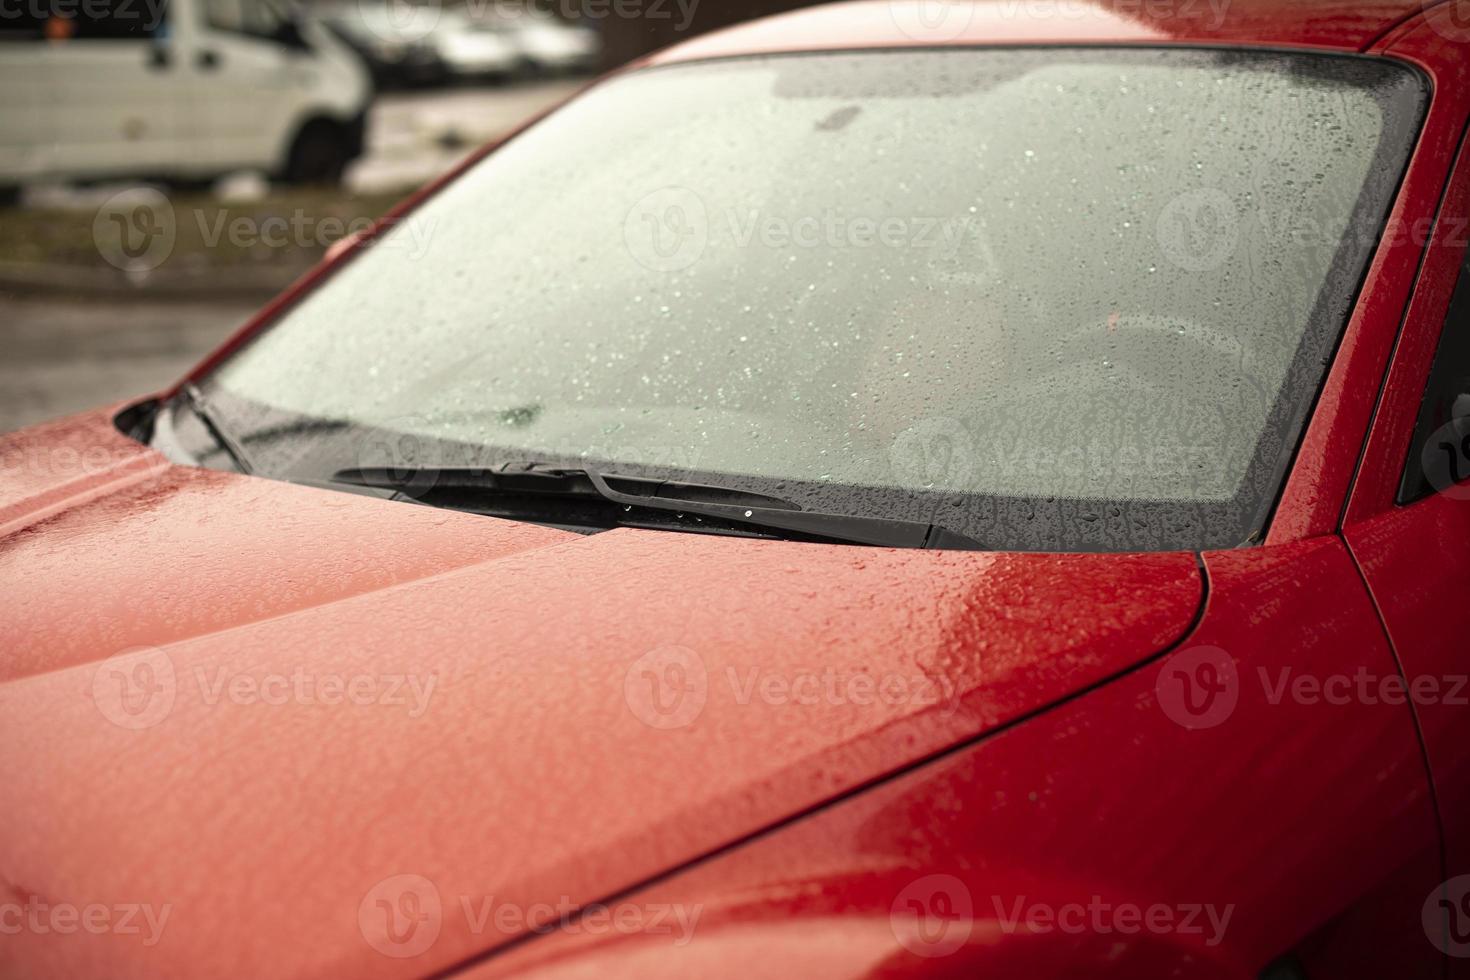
642,0,1434,65
459,539,1442,979
0,408,1203,978
1344,3,1470,892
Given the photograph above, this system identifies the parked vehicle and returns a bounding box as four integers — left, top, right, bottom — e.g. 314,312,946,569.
315,0,447,89
501,8,599,75
0,0,371,194
429,11,523,83
7,1,1470,978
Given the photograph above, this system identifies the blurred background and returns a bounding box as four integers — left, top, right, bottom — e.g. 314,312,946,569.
0,0,829,434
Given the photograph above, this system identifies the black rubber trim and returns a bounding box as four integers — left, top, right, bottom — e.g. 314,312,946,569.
1338,112,1470,527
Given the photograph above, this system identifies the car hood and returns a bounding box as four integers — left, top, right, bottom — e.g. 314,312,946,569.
0,408,1203,979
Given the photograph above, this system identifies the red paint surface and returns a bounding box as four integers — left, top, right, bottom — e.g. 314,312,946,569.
463,540,1441,978
1343,3,1470,897
5,1,1469,976
0,410,1201,978
645,0,1436,62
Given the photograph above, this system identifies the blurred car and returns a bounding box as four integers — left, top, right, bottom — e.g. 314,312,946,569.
315,1,448,88
429,11,522,83
0,0,372,195
486,6,599,75
513,13,598,74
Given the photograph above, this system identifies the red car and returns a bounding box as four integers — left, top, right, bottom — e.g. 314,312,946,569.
4,0,1470,976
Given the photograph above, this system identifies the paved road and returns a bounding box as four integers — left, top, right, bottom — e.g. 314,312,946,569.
0,296,259,435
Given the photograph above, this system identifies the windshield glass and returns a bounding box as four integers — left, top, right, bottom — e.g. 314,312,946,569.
201,48,1424,552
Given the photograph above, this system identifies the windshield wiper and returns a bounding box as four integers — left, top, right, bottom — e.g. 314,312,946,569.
332,463,986,551
177,384,256,475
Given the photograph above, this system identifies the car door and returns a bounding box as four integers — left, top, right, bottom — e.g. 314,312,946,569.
47,0,190,178
189,0,312,172
1342,15,1470,959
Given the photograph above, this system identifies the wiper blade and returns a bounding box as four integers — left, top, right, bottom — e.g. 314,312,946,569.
333,463,985,551
177,384,256,475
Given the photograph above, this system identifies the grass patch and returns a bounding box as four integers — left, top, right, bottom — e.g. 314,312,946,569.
0,187,415,271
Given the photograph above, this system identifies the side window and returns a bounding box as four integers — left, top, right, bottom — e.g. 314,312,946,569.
1400,237,1470,503
203,0,287,41
0,0,167,41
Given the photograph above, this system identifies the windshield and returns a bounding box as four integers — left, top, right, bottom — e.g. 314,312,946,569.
199,48,1425,552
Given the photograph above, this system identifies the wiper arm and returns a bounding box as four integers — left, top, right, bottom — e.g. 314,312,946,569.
580,467,984,550
333,463,985,551
177,384,256,475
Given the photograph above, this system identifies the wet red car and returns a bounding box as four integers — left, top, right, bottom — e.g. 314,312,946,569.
5,1,1470,977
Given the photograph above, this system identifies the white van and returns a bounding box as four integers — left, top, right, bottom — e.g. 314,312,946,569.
0,0,372,200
